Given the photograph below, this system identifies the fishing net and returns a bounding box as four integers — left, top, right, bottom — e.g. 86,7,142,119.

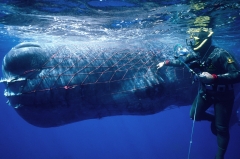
4,43,196,112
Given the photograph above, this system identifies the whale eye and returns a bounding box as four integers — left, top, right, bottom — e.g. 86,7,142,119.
3,43,47,77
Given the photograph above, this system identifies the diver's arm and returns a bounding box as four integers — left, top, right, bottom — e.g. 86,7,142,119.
157,53,198,69
199,71,240,84
216,71,240,84
199,52,240,84
214,51,240,84
157,60,183,69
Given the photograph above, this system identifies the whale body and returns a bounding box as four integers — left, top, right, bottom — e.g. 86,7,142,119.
1,41,198,127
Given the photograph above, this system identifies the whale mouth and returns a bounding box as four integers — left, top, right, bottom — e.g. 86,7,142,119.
0,77,26,84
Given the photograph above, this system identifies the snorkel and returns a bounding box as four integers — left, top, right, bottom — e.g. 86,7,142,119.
186,28,214,52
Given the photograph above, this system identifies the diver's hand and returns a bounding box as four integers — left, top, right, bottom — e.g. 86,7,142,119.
199,72,214,84
157,62,165,69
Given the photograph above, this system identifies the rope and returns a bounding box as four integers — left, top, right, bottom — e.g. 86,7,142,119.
176,44,211,159
174,46,200,159
187,81,201,159
186,45,209,158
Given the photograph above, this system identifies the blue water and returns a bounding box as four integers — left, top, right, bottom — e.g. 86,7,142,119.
0,1,240,159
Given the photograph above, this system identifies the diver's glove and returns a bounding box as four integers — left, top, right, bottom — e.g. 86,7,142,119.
199,72,217,84
157,60,169,69
157,62,164,69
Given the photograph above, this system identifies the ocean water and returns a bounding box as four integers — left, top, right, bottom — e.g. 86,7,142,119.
0,0,240,159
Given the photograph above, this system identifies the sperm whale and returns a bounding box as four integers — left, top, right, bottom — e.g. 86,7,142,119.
1,41,199,127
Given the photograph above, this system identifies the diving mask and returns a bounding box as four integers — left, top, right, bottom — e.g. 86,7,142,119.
186,28,213,51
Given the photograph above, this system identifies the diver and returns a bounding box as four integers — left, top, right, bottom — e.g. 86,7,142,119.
157,28,240,159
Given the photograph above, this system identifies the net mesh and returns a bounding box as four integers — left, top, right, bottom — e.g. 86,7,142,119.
20,45,162,93
6,43,196,111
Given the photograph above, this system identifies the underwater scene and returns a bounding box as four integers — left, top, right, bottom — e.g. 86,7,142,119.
0,0,240,159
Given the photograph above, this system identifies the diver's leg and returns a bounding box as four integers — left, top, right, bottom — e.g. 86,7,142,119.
190,92,213,121
214,99,234,159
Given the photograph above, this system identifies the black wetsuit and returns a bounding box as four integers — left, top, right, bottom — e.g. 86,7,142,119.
165,46,240,159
